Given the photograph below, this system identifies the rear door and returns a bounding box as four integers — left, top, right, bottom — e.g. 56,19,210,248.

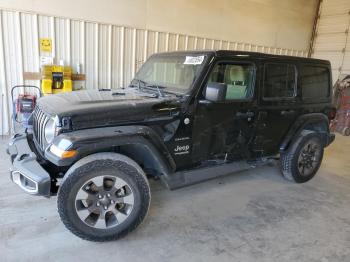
254,61,300,156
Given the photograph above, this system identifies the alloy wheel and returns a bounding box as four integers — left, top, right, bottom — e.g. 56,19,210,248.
74,175,134,229
297,140,321,176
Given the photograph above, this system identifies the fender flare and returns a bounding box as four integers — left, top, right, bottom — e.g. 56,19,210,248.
45,125,175,176
280,113,330,152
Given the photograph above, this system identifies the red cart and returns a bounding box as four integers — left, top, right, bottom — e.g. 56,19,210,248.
331,75,350,136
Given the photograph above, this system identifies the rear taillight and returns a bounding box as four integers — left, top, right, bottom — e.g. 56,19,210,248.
328,107,337,120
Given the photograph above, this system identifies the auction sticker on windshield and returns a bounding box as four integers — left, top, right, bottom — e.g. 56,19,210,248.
184,56,204,65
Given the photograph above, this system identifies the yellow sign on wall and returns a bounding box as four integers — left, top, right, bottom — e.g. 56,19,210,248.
40,38,52,52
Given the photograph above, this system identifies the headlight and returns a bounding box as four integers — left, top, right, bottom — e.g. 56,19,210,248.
44,118,57,144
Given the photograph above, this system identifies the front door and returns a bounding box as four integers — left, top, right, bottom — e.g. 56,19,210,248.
191,59,258,165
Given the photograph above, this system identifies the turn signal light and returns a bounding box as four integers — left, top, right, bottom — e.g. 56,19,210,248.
50,144,77,159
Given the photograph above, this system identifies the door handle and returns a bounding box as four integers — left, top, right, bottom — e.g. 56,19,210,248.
281,110,295,116
198,99,213,108
198,99,212,105
236,111,255,118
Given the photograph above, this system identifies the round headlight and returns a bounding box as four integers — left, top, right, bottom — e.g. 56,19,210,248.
44,118,57,144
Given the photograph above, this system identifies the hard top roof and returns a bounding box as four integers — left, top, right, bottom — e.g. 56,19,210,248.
155,50,330,65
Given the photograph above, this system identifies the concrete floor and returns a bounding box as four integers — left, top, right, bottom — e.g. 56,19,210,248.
0,135,349,262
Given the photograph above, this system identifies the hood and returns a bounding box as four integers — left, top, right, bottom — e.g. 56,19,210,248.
37,88,181,130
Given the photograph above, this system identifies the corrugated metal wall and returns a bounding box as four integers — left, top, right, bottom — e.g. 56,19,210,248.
0,9,308,135
312,0,350,82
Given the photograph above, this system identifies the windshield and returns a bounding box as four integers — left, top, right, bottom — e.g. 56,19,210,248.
132,54,207,94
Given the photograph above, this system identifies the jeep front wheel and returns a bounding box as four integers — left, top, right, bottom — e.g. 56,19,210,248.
57,153,151,242
280,131,324,183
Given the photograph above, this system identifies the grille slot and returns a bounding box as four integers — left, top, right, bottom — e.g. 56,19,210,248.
33,106,50,151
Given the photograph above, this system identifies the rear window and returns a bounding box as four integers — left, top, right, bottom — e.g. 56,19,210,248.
300,65,330,99
263,63,296,99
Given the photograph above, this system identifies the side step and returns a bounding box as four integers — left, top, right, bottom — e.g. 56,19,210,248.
161,160,257,190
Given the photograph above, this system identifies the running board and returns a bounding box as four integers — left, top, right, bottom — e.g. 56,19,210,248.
161,161,257,190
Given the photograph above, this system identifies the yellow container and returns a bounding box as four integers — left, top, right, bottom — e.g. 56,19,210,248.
41,65,73,95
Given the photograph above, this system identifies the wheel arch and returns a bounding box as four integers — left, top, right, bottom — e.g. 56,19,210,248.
280,113,330,152
48,126,175,178
62,152,146,183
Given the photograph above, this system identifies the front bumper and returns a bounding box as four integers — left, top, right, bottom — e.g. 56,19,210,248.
7,134,51,196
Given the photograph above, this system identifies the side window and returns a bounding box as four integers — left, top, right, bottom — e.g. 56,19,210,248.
207,63,255,100
263,63,296,99
300,65,330,99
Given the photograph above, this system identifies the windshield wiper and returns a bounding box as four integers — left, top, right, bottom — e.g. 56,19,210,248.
128,78,147,90
146,85,186,98
129,79,166,98
144,84,165,98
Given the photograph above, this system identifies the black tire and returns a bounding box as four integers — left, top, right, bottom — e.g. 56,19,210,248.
57,153,151,242
280,131,324,183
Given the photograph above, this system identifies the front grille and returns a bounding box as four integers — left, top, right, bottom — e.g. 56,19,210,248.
33,106,50,151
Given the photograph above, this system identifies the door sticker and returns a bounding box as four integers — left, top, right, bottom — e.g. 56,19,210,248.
184,56,204,65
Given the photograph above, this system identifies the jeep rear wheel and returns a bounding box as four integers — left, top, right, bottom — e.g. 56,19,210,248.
57,153,150,242
280,131,324,183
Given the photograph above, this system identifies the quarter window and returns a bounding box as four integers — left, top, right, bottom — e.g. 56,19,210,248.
300,65,330,99
207,63,255,100
263,63,296,99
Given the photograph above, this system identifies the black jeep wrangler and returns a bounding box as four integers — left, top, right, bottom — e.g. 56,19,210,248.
7,50,335,241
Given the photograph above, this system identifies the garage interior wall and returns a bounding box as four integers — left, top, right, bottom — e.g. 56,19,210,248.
0,1,317,135
312,0,350,82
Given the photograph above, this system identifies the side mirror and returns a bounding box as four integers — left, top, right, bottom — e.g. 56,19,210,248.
205,82,227,102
